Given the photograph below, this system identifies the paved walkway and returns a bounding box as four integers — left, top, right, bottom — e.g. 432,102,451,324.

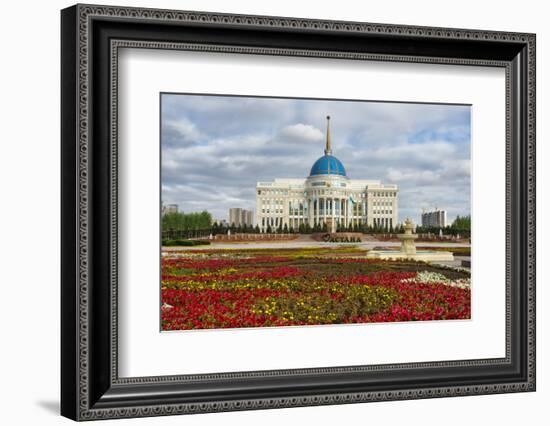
164,239,470,251
432,256,471,269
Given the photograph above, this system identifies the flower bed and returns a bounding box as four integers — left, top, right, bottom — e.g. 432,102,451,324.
161,247,470,330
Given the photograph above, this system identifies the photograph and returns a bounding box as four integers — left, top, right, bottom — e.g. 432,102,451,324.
160,94,472,331
56,2,536,421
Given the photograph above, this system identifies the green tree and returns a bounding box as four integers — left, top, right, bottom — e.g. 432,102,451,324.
161,210,212,232
452,215,471,230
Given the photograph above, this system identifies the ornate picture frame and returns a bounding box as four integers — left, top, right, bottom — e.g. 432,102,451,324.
61,4,535,421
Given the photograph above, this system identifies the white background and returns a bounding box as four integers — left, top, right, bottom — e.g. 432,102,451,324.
0,0,547,425
119,49,505,377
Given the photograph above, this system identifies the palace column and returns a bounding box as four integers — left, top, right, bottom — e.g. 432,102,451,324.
321,198,325,228
338,198,341,227
328,198,332,228
333,198,337,229
317,198,320,227
350,199,353,228
345,199,348,227
330,198,334,226
316,199,319,226
326,198,330,228
342,198,346,228
313,199,316,226
318,198,321,227
340,198,348,227
324,198,328,228
328,198,332,227
324,197,330,228
341,198,344,228
336,198,340,228
339,198,342,227
334,197,338,231
332,198,335,229
346,198,349,228
343,198,347,228
339,198,343,228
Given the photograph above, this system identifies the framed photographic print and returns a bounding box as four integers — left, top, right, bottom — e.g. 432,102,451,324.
61,4,536,421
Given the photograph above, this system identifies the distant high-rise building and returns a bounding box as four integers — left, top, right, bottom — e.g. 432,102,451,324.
229,208,239,226
421,208,447,228
245,210,253,227
229,208,254,227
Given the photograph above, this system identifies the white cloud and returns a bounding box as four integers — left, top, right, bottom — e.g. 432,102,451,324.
386,168,440,184
162,117,203,145
160,94,471,222
441,159,471,179
368,141,456,163
280,123,323,143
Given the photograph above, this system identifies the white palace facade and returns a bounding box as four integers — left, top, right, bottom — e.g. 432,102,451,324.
256,116,398,232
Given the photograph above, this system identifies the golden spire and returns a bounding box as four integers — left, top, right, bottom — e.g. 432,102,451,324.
324,115,332,155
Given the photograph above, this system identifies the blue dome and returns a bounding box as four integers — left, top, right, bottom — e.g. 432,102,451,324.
309,155,347,177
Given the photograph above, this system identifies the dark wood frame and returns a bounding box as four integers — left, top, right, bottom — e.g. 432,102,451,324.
61,4,536,421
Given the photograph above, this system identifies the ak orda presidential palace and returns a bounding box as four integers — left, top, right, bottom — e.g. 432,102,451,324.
255,116,398,233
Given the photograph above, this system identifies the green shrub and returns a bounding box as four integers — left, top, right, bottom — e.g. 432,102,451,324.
162,239,211,247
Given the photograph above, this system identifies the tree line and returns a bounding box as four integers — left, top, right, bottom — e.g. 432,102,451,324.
162,210,471,237
416,215,471,237
162,211,212,231
211,221,407,235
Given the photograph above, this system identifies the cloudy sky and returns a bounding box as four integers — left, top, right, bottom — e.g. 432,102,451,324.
161,93,471,224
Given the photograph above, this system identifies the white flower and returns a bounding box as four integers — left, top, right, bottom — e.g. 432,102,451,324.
401,271,470,289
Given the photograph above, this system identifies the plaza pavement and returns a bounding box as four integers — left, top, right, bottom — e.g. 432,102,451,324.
163,237,470,251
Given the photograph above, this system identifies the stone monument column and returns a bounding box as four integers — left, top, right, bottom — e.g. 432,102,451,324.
399,218,418,255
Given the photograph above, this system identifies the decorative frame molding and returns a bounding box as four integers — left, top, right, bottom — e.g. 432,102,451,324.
61,4,535,421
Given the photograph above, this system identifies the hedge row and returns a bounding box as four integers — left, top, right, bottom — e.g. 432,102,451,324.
162,239,211,247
